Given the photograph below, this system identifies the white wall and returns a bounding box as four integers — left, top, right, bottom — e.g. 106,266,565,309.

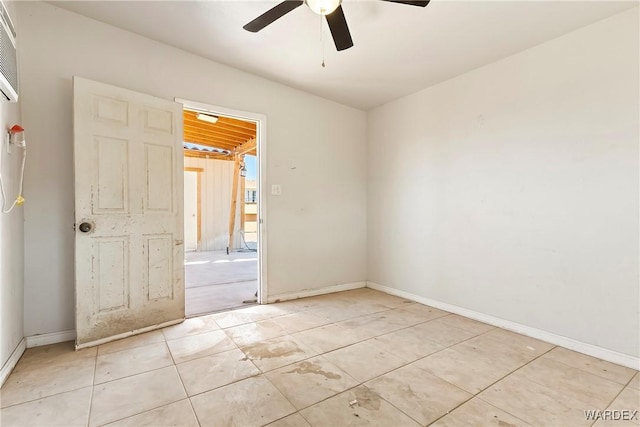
0,1,24,371
367,8,639,357
18,2,367,337
184,157,241,252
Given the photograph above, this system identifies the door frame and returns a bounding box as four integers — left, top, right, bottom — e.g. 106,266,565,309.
184,167,203,250
176,98,268,304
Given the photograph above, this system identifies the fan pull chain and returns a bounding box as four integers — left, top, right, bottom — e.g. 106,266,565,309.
320,14,326,68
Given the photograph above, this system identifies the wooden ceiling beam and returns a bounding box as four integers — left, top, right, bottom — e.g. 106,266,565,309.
184,124,250,144
183,116,256,136
235,138,257,156
183,139,238,152
183,119,255,140
183,130,243,147
184,149,234,161
183,111,256,132
217,116,256,131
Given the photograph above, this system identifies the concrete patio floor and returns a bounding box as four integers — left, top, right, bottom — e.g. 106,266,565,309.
185,250,258,317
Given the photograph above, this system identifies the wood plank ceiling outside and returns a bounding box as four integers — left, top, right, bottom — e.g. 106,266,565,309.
183,109,257,159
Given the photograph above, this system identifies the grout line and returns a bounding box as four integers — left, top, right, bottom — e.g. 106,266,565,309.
261,371,300,418
539,351,639,386
587,373,639,427
0,352,99,412
452,346,558,426
167,342,202,427
86,351,99,427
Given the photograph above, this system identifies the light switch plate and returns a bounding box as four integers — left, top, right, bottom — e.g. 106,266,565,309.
271,184,282,196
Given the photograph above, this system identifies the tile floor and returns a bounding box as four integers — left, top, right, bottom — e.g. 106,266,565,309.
1,289,638,427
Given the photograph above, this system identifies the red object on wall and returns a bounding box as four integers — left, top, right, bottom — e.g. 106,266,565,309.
9,124,24,134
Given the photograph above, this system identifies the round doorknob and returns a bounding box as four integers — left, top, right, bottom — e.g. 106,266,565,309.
79,222,93,233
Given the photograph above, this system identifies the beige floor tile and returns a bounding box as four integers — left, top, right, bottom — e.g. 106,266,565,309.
366,364,472,425
307,295,392,321
98,331,165,356
103,399,199,427
308,304,370,323
0,352,95,408
376,307,432,328
455,333,548,367
408,319,477,347
436,314,495,335
241,335,319,372
94,342,173,384
399,303,450,320
176,348,260,396
269,298,316,312
351,300,404,316
89,366,186,426
213,304,291,328
373,328,445,362
224,319,287,347
300,385,421,427
478,373,595,426
482,328,554,354
291,324,362,353
413,331,549,394
590,388,640,427
608,387,640,418
543,347,637,385
239,303,296,318
344,288,413,309
166,330,236,364
270,311,330,334
323,340,406,382
266,356,359,410
190,375,295,426
517,357,624,408
0,387,92,427
161,316,220,341
630,373,640,390
18,341,96,364
593,419,638,427
413,348,511,394
265,413,311,427
432,397,532,427
212,308,271,329
335,312,407,340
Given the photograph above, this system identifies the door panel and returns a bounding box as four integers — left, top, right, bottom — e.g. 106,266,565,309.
74,77,184,348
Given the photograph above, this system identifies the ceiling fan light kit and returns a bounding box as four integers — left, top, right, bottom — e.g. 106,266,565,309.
243,0,430,52
305,0,342,16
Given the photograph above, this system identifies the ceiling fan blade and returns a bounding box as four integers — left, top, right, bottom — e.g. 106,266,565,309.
380,0,430,6
243,1,304,33
325,5,354,51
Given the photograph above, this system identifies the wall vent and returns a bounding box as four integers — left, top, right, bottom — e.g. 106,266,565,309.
0,0,17,102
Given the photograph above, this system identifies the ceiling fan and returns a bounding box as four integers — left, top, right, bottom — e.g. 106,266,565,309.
243,0,430,52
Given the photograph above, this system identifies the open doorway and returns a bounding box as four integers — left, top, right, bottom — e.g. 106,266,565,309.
179,102,263,316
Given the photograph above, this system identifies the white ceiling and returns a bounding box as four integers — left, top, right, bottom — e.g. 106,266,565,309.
51,0,636,110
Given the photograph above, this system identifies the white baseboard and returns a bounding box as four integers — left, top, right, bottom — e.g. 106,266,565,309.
267,281,366,303
1,338,26,388
26,330,76,348
367,281,640,370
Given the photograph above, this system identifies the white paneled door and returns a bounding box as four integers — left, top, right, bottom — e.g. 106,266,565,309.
73,77,184,348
